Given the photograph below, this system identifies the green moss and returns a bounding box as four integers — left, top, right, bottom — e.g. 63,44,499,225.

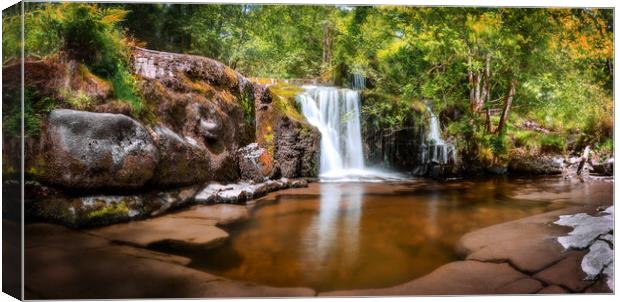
267,82,304,120
86,202,129,220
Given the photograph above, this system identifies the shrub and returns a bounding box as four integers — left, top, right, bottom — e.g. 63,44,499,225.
3,3,143,113
540,134,566,154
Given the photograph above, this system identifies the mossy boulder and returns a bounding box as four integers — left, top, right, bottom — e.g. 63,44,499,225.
40,109,159,189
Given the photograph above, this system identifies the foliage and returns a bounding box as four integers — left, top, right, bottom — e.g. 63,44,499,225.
3,3,143,112
2,89,57,136
3,3,613,162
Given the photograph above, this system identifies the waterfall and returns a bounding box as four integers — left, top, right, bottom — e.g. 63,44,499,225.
297,86,364,177
297,85,406,181
416,109,456,176
351,74,366,90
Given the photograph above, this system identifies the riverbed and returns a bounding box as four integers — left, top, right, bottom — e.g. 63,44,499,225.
154,176,612,292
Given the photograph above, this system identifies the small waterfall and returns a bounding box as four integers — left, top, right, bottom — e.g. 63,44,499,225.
351,73,366,90
297,86,364,178
415,108,457,176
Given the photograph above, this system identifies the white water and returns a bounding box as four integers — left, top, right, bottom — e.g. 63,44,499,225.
297,85,404,181
424,110,454,165
351,74,366,90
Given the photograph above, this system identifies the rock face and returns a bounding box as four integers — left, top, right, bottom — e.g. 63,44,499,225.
275,117,321,178
254,84,320,178
42,109,159,189
133,47,256,182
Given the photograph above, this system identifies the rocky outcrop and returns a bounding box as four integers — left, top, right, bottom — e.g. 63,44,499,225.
194,178,308,204
554,206,614,290
275,117,320,178
133,47,256,182
41,109,159,189
254,83,320,178
25,186,200,227
590,158,613,176
507,154,565,175
25,223,316,299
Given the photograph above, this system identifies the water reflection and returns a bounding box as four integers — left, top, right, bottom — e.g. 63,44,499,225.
178,177,610,292
302,183,364,279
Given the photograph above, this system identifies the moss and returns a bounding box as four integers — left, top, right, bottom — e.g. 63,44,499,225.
85,201,129,221
267,82,304,121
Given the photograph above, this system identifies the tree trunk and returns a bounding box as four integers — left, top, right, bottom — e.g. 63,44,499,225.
577,145,591,176
495,79,517,135
322,22,332,67
482,54,491,132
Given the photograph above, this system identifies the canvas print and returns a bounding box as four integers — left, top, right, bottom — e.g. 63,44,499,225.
1,1,614,299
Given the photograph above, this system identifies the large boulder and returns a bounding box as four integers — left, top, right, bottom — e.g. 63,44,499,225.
41,109,159,189
133,47,255,182
149,126,211,186
508,155,564,175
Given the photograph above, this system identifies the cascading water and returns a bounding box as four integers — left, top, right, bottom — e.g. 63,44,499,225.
351,74,366,90
415,108,457,176
427,110,450,164
297,86,364,178
297,85,406,181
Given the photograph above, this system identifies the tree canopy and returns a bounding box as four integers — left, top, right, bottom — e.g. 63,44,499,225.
3,3,613,160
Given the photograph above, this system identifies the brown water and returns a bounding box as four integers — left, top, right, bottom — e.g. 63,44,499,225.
176,177,607,292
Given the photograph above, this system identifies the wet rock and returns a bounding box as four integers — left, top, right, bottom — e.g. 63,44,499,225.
41,109,159,189
591,158,613,176
533,251,593,292
88,216,228,249
322,261,541,296
195,183,249,204
537,285,569,294
150,126,211,186
289,179,309,188
174,204,250,226
254,85,320,179
26,186,199,227
554,206,614,291
555,207,613,249
195,179,291,204
457,208,570,273
274,117,321,178
26,223,315,299
237,143,275,182
581,240,613,279
508,155,564,175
